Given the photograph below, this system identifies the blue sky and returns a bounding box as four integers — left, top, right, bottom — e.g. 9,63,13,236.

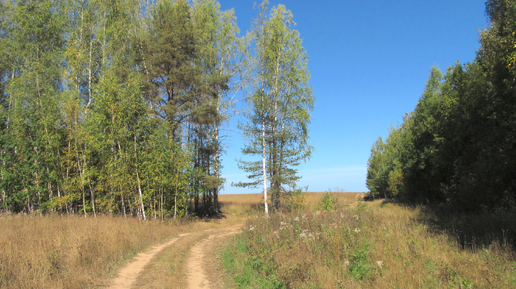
217,0,488,194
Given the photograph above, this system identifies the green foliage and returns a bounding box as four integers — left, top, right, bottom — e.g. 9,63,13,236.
348,245,373,280
317,191,338,211
366,0,516,212
281,186,307,211
0,0,239,217
366,137,387,198
235,1,314,212
222,236,285,289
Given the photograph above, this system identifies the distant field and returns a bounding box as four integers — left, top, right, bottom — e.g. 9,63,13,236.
219,192,360,209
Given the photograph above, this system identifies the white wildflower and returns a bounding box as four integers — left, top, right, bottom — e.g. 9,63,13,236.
377,261,383,268
354,228,361,233
344,260,350,266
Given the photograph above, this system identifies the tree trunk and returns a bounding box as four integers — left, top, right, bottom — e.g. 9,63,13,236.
262,111,269,215
135,135,146,221
89,184,96,217
136,169,146,221
121,192,126,218
174,186,177,219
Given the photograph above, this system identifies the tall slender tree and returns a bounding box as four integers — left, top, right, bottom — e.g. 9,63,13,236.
235,1,314,213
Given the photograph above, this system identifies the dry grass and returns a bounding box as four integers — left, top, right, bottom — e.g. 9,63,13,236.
222,197,516,288
219,193,265,216
218,192,360,215
7,191,509,289
0,194,257,289
0,214,190,288
305,192,360,208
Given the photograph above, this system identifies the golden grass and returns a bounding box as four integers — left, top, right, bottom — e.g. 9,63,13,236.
219,192,360,215
221,197,516,288
0,214,190,288
0,193,259,289
304,192,359,208
7,191,509,288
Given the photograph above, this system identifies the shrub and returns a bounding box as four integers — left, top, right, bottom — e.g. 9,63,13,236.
318,191,338,211
282,187,307,211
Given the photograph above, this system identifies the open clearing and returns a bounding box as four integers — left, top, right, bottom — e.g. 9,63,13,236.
106,192,358,288
2,192,514,288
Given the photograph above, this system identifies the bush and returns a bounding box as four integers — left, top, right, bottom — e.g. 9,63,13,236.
318,191,338,211
282,187,307,211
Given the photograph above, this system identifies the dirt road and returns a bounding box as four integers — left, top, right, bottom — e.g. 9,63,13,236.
186,226,241,289
108,220,242,289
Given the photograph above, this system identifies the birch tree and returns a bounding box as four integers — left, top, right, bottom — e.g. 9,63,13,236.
235,1,314,213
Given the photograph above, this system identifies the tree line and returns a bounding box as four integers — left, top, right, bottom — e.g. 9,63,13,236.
0,0,313,218
366,0,516,212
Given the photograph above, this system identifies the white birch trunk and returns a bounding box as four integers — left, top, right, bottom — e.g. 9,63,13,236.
136,170,146,221
262,108,269,215
135,136,146,221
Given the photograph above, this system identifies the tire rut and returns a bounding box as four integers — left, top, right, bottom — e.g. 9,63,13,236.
109,233,191,289
186,226,241,289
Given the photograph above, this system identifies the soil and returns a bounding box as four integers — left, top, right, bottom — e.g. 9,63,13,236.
108,233,192,289
108,221,242,289
185,226,241,289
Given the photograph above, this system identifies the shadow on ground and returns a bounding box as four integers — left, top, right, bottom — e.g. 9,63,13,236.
413,203,516,250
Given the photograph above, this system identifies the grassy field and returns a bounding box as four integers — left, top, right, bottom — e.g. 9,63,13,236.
221,192,516,288
2,191,515,288
0,214,191,288
218,191,360,215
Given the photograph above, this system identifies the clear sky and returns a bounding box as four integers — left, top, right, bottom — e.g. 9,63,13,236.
217,0,489,194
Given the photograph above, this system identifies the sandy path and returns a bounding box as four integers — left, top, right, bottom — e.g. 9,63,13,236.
109,233,191,289
186,226,241,289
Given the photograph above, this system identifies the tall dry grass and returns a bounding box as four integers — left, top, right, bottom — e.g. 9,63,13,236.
222,197,516,288
218,192,360,215
0,214,189,288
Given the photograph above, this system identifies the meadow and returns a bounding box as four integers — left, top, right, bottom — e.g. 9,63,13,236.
0,214,191,288
1,192,515,288
220,192,516,288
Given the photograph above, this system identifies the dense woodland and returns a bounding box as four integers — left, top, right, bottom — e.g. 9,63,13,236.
0,0,313,218
367,0,516,212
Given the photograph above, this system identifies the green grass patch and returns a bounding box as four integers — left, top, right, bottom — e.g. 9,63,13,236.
222,235,285,288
